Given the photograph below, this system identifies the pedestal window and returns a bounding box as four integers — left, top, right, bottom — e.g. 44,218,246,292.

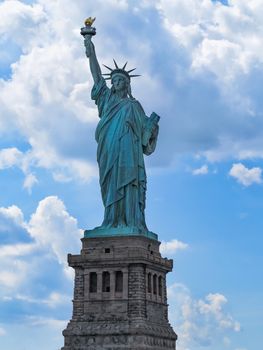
158,276,163,297
153,274,157,295
89,272,97,293
115,271,123,292
102,271,110,292
147,273,152,293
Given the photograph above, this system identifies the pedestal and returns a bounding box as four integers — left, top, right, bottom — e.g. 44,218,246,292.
61,235,177,349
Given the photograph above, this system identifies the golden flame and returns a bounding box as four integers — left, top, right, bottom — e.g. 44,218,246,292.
85,17,96,26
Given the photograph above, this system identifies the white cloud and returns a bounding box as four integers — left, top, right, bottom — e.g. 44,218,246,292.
27,196,82,276
15,291,70,308
0,147,23,169
229,163,262,186
0,260,29,289
0,196,81,294
1,0,263,179
198,293,240,331
198,292,227,314
43,292,70,308
0,147,40,192
0,205,34,290
160,239,188,255
52,172,72,183
156,0,263,161
168,283,241,350
0,204,25,227
0,0,98,184
0,1,45,37
0,243,37,258
26,316,67,330
23,173,38,193
159,0,263,83
192,164,208,175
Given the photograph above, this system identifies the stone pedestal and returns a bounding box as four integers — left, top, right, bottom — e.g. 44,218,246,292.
61,235,177,349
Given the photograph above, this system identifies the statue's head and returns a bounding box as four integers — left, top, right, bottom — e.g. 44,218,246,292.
103,60,140,98
111,73,130,95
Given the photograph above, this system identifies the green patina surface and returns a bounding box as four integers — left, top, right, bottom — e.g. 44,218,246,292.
82,22,160,240
84,227,158,240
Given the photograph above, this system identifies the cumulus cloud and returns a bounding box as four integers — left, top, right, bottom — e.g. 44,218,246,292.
0,242,37,258
156,0,263,161
0,1,45,37
0,210,35,292
198,293,240,331
0,204,25,228
0,0,263,184
168,283,240,350
0,147,39,191
159,0,263,85
0,196,81,295
0,0,98,184
0,147,23,169
0,196,81,341
192,164,209,175
160,239,188,255
229,163,262,186
27,196,82,276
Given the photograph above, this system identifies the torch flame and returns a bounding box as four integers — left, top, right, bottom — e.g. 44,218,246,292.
85,17,96,26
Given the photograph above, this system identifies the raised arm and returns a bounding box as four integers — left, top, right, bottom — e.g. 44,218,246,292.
84,37,102,85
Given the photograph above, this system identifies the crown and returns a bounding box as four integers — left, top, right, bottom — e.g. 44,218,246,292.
102,60,140,81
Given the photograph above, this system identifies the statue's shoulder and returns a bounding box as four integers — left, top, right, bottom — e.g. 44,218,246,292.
128,97,141,106
128,98,145,113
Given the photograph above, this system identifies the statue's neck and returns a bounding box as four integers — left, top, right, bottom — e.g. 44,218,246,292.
115,90,128,99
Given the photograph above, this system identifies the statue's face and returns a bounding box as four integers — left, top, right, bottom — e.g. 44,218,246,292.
112,75,127,92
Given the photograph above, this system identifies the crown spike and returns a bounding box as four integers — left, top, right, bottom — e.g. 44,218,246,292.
113,59,119,69
102,61,140,80
103,64,113,71
127,68,136,73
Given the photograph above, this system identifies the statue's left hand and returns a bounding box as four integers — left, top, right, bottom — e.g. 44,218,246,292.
152,124,159,138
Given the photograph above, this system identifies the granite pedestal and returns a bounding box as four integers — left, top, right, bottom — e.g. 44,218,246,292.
61,235,177,349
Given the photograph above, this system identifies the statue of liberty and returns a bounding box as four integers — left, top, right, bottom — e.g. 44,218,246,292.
82,19,160,239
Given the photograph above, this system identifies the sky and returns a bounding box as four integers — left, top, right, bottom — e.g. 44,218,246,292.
0,0,263,349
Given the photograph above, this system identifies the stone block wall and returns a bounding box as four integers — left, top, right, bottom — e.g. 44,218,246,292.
128,263,146,318
61,235,177,349
72,267,84,320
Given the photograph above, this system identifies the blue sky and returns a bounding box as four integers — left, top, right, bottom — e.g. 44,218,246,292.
0,0,263,349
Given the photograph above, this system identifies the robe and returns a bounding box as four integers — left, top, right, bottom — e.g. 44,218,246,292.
92,78,159,233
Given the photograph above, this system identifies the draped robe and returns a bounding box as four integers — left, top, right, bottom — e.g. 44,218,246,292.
92,78,159,233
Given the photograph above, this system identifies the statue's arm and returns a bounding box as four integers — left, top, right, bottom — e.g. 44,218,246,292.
84,38,102,85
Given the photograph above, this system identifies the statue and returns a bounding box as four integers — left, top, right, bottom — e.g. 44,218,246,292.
81,19,160,239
